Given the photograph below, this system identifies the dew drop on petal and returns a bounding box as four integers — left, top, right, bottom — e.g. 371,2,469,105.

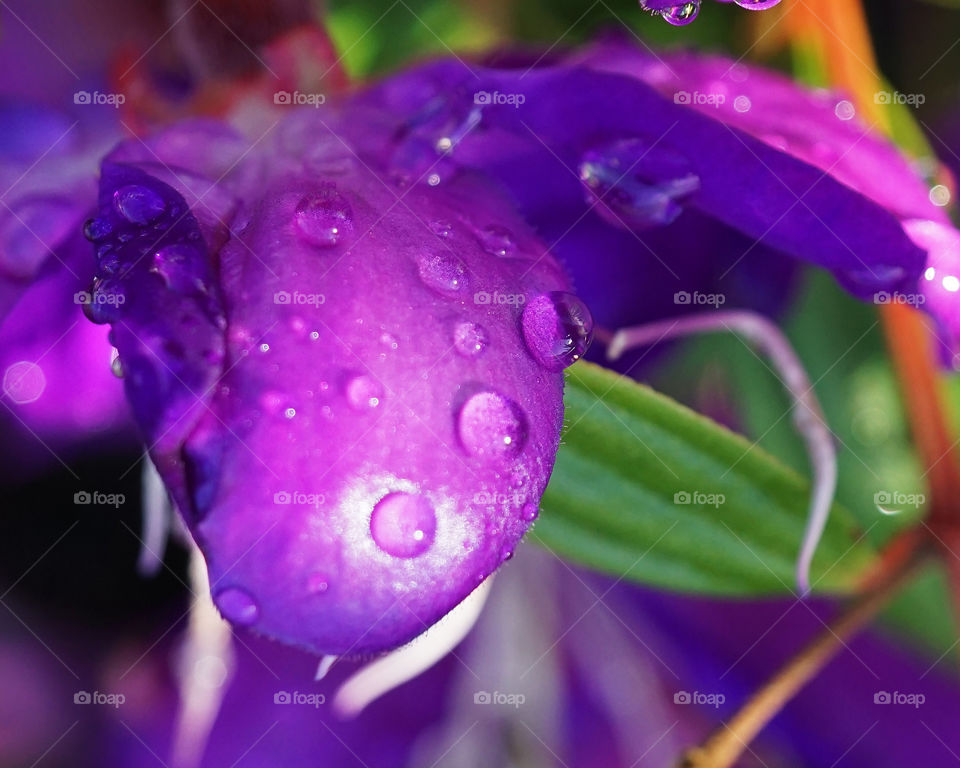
661,1,700,25
295,188,353,247
110,348,124,379
477,225,516,258
522,292,594,371
83,217,113,242
457,391,528,459
113,184,166,225
453,321,488,357
521,502,540,522
214,586,260,626
370,492,437,558
417,253,468,295
345,374,383,410
733,0,782,9
306,572,330,594
579,139,699,229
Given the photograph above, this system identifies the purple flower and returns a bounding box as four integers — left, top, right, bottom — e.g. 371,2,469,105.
84,116,581,655
71,34,941,657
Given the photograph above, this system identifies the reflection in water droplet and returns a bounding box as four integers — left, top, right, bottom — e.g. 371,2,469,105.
110,348,124,378
660,1,700,25
522,292,594,371
370,492,437,558
457,391,528,459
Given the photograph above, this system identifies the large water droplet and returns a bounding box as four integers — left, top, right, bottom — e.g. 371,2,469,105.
457,391,528,459
295,187,353,247
370,492,437,558
113,184,166,225
417,253,468,295
83,217,113,242
579,138,699,229
453,321,488,357
345,374,384,410
661,1,700,25
214,586,259,626
110,348,124,379
522,292,594,371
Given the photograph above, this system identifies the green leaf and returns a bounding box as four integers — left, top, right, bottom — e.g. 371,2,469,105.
532,360,877,595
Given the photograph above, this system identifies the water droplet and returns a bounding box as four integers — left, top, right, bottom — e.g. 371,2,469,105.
310,331,320,341
214,586,259,626
579,139,699,229
431,220,453,237
521,502,540,522
370,492,437,558
110,348,124,378
83,217,112,241
661,1,700,25
457,391,528,459
284,407,297,419
380,332,399,350
733,95,752,113
453,321,488,357
477,225,515,258
2,361,45,404
522,292,594,371
307,572,330,594
427,173,441,186
113,184,166,225
295,187,353,247
345,374,383,410
417,253,468,295
259,343,270,353
151,244,205,293
733,0,781,9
